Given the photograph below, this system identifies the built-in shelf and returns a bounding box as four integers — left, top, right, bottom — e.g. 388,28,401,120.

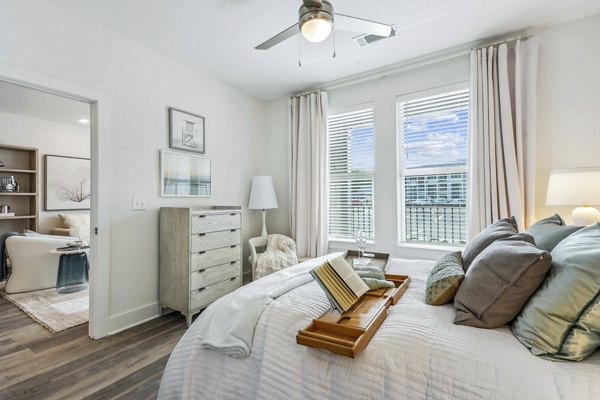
0,144,38,232
0,168,36,174
0,192,36,196
0,215,36,220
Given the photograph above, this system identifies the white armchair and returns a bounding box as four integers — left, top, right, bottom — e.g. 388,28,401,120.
5,235,76,293
248,236,267,281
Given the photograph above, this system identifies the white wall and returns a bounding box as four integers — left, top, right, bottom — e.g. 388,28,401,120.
0,111,90,233
265,13,600,260
0,0,267,332
534,14,600,223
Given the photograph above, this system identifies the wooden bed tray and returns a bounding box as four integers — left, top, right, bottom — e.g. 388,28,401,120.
296,274,411,358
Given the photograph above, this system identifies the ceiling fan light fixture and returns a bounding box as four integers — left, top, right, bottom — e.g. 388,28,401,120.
300,17,333,42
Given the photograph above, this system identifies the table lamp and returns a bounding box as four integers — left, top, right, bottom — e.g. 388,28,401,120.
248,176,278,239
546,167,600,225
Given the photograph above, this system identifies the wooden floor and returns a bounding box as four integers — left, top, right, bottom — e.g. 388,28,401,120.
0,297,187,400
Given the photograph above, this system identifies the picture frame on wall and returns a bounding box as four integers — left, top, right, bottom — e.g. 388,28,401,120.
44,155,91,211
169,107,205,154
160,150,211,197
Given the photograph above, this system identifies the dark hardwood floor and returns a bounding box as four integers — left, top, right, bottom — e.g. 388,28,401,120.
0,297,187,400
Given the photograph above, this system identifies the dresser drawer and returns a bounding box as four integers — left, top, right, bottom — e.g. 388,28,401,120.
191,213,241,234
190,276,241,310
191,229,241,253
191,245,240,271
190,261,240,290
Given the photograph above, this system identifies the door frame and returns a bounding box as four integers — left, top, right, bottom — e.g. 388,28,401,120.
0,62,111,339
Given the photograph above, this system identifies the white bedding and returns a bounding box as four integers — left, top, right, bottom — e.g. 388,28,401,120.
158,258,600,400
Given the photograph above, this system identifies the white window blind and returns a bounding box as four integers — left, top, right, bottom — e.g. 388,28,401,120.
397,88,469,244
328,108,375,240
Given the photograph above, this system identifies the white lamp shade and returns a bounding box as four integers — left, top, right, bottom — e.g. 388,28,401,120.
248,176,278,210
546,167,600,206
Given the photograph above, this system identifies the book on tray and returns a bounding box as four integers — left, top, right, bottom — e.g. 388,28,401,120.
310,256,369,313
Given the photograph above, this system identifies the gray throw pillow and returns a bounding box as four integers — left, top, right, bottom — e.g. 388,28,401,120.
462,216,519,272
512,223,600,361
525,214,583,252
425,252,465,306
454,233,551,329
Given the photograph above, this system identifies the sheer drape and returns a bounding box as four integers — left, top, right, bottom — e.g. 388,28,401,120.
467,39,538,238
289,91,329,257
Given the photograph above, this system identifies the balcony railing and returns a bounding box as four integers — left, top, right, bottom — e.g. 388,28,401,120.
404,204,466,244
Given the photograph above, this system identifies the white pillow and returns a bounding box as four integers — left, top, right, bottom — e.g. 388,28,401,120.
58,213,91,244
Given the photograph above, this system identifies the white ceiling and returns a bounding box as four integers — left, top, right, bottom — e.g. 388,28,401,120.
49,0,600,100
0,80,90,126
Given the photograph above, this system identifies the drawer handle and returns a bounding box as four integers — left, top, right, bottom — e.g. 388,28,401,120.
198,215,206,218
230,229,237,232
197,269,206,274
230,277,236,281
230,245,237,248
198,233,206,237
230,261,237,265
198,251,206,255
197,287,206,292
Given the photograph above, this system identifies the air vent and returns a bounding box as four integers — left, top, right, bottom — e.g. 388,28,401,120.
353,26,396,47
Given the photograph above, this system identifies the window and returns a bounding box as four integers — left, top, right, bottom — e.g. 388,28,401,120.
328,108,375,240
397,88,469,245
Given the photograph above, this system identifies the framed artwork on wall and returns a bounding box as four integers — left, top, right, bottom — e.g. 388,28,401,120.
160,150,212,197
44,155,91,211
169,107,205,154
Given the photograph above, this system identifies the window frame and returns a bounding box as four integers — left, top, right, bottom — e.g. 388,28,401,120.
396,81,470,247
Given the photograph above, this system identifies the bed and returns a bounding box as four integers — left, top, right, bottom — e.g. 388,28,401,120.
158,257,600,400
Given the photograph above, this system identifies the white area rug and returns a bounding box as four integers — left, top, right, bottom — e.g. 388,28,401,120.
1,287,88,333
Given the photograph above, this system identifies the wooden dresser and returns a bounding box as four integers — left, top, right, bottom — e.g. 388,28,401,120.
159,207,243,326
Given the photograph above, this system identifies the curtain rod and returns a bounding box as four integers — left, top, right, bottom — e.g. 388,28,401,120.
292,31,530,97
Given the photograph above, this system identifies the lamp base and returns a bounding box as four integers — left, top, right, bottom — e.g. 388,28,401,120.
572,206,600,226
260,209,268,240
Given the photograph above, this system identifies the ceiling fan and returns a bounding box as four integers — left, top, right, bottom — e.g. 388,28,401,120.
255,0,393,50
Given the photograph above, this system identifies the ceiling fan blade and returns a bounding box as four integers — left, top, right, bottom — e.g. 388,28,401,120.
255,23,300,50
334,14,392,37
303,0,323,7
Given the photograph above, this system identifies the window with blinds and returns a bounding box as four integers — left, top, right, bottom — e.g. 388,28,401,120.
328,108,375,240
397,88,469,244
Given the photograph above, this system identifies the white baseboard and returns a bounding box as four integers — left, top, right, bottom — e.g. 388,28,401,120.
107,302,160,335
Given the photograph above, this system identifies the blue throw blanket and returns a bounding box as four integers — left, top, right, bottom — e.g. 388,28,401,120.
0,232,18,281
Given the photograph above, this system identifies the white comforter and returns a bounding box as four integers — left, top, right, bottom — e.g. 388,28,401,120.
158,258,600,400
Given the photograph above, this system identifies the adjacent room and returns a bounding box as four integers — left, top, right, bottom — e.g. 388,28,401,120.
0,0,599,399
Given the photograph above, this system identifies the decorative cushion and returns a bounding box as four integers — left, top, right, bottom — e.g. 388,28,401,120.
425,252,465,305
525,214,583,252
462,216,519,272
454,233,551,329
512,223,600,360
58,213,90,244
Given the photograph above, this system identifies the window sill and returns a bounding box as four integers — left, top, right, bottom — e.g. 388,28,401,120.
395,242,464,252
329,238,376,246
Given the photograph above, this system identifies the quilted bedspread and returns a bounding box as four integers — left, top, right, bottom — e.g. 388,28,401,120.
158,258,600,400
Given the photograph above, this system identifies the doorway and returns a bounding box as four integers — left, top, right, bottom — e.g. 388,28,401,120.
0,63,110,338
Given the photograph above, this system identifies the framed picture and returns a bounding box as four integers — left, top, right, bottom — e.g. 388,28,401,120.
169,107,205,154
160,150,211,197
44,155,91,211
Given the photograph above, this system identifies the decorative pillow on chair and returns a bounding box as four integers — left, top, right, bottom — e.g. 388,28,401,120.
512,223,600,361
425,252,465,305
525,214,583,252
462,216,519,272
454,233,551,329
58,213,90,243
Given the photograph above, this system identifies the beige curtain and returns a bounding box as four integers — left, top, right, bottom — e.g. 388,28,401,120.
289,92,329,257
467,39,538,238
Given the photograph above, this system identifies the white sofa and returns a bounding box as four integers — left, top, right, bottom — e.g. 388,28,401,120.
4,235,76,294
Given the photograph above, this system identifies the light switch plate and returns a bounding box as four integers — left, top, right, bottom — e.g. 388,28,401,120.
132,197,147,210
